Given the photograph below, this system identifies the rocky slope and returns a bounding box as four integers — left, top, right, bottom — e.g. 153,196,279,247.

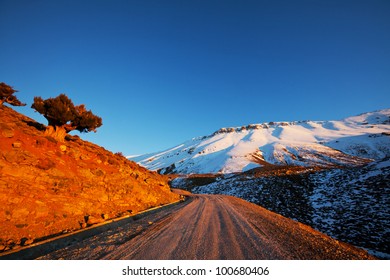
132,109,390,174
0,105,179,252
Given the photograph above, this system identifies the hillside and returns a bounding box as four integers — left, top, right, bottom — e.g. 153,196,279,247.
0,105,179,252
132,109,390,174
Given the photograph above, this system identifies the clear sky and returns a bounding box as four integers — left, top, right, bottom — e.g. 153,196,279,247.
1,0,389,155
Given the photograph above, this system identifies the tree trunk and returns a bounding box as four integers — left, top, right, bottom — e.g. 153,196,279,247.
44,125,67,142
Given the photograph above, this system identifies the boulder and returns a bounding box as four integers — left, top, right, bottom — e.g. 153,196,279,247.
36,158,56,170
21,237,34,246
85,215,105,226
2,128,14,138
12,141,22,148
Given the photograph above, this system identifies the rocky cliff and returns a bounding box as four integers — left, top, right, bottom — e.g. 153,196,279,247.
0,105,179,252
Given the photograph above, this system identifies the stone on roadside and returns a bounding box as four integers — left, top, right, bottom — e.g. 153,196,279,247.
86,215,105,226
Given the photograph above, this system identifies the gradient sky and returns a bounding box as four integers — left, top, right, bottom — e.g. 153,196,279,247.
1,0,389,155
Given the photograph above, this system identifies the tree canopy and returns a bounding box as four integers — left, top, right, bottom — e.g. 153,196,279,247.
31,94,102,138
0,82,26,107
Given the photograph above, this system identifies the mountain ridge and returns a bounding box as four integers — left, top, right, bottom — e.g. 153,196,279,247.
132,109,390,174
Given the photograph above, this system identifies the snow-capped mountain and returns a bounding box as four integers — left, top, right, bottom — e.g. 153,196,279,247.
132,109,390,174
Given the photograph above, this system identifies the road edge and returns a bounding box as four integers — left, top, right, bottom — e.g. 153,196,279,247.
0,199,184,260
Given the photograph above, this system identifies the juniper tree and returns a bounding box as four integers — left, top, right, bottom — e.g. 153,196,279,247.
31,94,102,141
0,82,26,107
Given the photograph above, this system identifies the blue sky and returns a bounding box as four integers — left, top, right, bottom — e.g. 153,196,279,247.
1,0,389,155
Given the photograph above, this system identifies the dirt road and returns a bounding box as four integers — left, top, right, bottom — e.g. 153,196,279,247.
38,193,374,260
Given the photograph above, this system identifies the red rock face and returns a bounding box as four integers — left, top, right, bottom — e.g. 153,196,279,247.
0,106,179,251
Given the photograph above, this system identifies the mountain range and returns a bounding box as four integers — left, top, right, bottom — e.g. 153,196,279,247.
132,109,390,174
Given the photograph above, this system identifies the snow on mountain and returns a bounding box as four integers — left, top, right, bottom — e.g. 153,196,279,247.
132,109,390,174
